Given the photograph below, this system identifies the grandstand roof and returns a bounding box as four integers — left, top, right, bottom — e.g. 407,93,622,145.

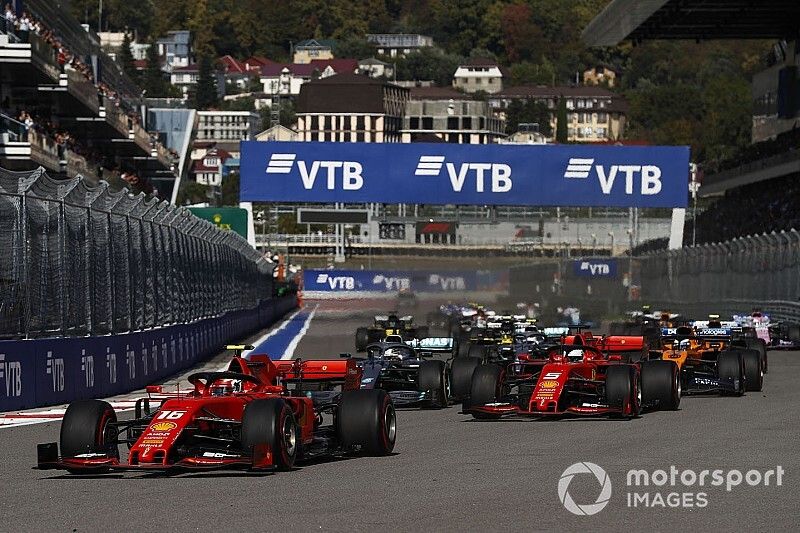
583,0,800,46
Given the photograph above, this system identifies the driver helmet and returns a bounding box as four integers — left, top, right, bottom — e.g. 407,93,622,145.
678,339,691,351
566,348,584,362
211,379,240,396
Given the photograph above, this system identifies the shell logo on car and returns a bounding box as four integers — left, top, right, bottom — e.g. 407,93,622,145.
151,422,177,432
540,380,559,389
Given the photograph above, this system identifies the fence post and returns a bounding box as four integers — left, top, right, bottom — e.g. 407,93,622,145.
58,198,66,336
87,204,95,336
20,192,30,339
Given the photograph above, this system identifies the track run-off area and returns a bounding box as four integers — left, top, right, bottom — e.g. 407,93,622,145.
1,300,798,531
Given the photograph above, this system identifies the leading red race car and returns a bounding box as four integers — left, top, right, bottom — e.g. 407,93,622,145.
37,346,396,474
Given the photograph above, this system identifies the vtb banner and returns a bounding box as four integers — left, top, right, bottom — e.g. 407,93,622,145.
240,141,690,208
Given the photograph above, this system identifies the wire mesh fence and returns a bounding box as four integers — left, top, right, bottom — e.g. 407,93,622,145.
0,167,274,339
507,230,800,323
640,229,800,322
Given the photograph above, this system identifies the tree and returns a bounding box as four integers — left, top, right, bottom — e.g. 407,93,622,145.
506,99,553,137
221,171,240,206
194,55,219,110
555,96,568,143
395,48,463,86
118,33,138,82
142,39,167,96
177,181,210,206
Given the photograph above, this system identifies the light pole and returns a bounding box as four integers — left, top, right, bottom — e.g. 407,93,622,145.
607,231,614,256
591,233,597,257
626,228,634,301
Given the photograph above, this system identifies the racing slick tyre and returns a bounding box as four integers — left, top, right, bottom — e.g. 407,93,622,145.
60,400,119,467
450,356,481,401
788,324,800,343
367,329,383,345
469,364,504,420
338,389,396,455
467,343,486,360
718,351,745,396
742,338,767,373
241,399,298,471
418,360,449,408
741,349,763,392
415,326,429,340
605,365,641,418
355,327,369,352
457,334,471,357
640,360,680,411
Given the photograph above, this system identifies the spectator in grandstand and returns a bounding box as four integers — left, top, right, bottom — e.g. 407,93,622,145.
16,11,30,42
3,4,15,34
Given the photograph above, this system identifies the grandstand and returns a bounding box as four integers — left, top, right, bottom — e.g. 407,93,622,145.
585,0,800,246
0,0,176,196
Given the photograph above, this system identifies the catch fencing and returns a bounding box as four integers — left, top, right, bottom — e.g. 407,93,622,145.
508,230,800,323
0,167,275,339
640,229,800,322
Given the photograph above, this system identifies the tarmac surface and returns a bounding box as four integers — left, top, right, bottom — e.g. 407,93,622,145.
1,300,798,532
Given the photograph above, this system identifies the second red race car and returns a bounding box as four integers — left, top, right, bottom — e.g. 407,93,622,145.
464,342,680,420
37,346,396,474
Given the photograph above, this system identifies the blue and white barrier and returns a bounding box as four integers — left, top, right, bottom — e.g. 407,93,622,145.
0,296,297,412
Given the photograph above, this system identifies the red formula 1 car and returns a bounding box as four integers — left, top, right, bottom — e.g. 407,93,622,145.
464,341,680,420
37,348,396,474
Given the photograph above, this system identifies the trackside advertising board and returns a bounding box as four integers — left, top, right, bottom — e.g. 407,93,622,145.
0,297,297,412
304,269,506,294
241,141,689,208
572,259,618,278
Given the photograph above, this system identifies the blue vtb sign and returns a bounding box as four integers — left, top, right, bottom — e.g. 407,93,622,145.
572,259,618,278
240,141,689,208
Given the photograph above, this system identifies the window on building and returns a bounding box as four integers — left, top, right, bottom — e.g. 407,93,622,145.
598,112,608,123
577,99,585,108
596,127,607,137
479,117,485,129
310,116,318,131
447,117,459,130
357,132,364,142
463,117,472,129
566,99,574,109
422,116,433,129
358,116,366,130
448,133,459,143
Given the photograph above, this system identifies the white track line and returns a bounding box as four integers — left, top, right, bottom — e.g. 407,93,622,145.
240,307,305,359
281,304,319,360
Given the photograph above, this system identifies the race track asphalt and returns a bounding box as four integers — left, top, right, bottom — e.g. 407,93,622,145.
1,300,798,532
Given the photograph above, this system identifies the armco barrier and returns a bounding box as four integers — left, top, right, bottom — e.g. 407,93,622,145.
0,296,297,412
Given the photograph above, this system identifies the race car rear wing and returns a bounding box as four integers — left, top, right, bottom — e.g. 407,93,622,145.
274,359,362,390
405,337,456,354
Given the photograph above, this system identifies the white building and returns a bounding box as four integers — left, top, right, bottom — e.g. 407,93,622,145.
366,34,434,57
259,59,358,97
192,147,231,186
452,58,505,94
195,111,262,157
256,124,299,142
358,58,394,79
